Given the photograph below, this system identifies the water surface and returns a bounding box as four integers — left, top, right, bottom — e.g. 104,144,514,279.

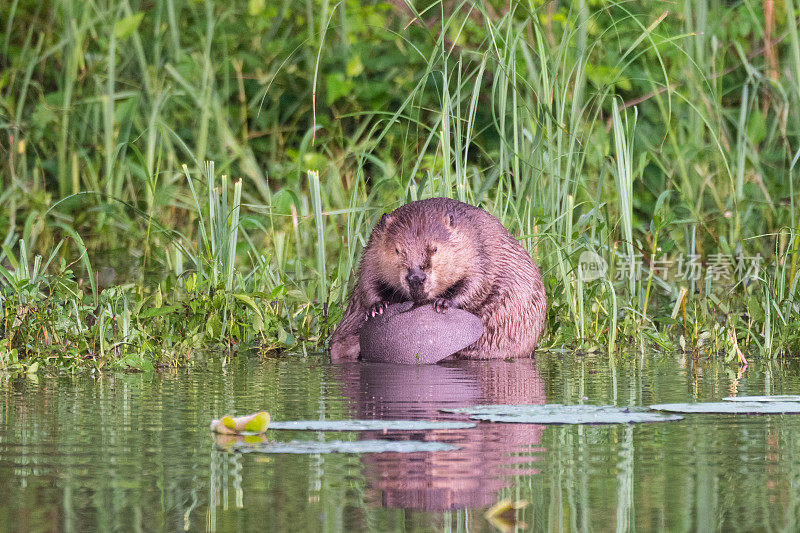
2,354,800,532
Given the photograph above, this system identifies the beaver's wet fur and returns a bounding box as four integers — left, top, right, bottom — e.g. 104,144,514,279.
330,197,546,360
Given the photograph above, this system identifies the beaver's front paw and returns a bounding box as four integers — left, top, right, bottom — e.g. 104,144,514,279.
433,298,455,313
366,301,389,320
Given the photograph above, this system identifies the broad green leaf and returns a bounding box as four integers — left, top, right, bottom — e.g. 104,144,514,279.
113,12,145,41
747,109,766,145
346,55,364,77
326,72,353,106
248,0,265,15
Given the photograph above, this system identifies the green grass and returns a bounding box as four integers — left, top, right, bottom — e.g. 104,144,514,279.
2,0,800,370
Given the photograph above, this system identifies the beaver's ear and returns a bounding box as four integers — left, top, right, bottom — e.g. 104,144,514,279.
444,209,456,229
376,213,393,229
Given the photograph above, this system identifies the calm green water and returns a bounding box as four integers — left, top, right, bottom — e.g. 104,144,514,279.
2,354,800,532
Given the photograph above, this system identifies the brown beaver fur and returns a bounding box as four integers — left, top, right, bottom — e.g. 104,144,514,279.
330,197,546,361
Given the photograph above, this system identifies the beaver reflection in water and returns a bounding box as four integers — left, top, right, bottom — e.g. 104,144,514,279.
330,197,546,361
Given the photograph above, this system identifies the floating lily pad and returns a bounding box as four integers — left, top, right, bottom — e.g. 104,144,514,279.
269,420,475,431
441,404,683,424
223,439,459,454
650,401,800,414
723,395,800,402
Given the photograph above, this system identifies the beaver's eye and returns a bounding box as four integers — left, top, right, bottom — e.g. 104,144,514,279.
432,246,438,254
395,247,400,255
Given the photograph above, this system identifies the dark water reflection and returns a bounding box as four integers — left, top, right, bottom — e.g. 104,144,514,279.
2,354,800,532
336,361,545,511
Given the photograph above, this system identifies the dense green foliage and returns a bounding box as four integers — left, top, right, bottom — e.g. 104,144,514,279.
2,0,800,370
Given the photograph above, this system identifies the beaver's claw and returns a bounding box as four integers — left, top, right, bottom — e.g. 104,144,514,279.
433,298,454,313
366,301,389,320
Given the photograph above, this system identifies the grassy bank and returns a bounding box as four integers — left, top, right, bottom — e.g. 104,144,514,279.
2,0,800,371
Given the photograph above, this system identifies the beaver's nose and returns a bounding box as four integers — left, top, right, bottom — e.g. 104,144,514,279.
406,268,426,286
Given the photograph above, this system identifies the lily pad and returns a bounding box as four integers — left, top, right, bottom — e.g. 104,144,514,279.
269,420,475,431
650,401,800,414
723,395,800,402
441,404,683,424
222,439,459,454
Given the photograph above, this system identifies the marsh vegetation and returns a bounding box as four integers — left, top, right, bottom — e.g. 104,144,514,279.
2,0,800,369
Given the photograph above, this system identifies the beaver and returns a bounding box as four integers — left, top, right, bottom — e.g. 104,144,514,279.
329,197,546,361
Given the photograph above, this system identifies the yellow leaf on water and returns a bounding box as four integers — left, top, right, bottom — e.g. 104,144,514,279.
211,411,271,434
485,499,512,519
485,499,529,533
244,412,271,432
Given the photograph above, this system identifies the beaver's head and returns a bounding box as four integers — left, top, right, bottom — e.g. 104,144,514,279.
372,206,473,302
